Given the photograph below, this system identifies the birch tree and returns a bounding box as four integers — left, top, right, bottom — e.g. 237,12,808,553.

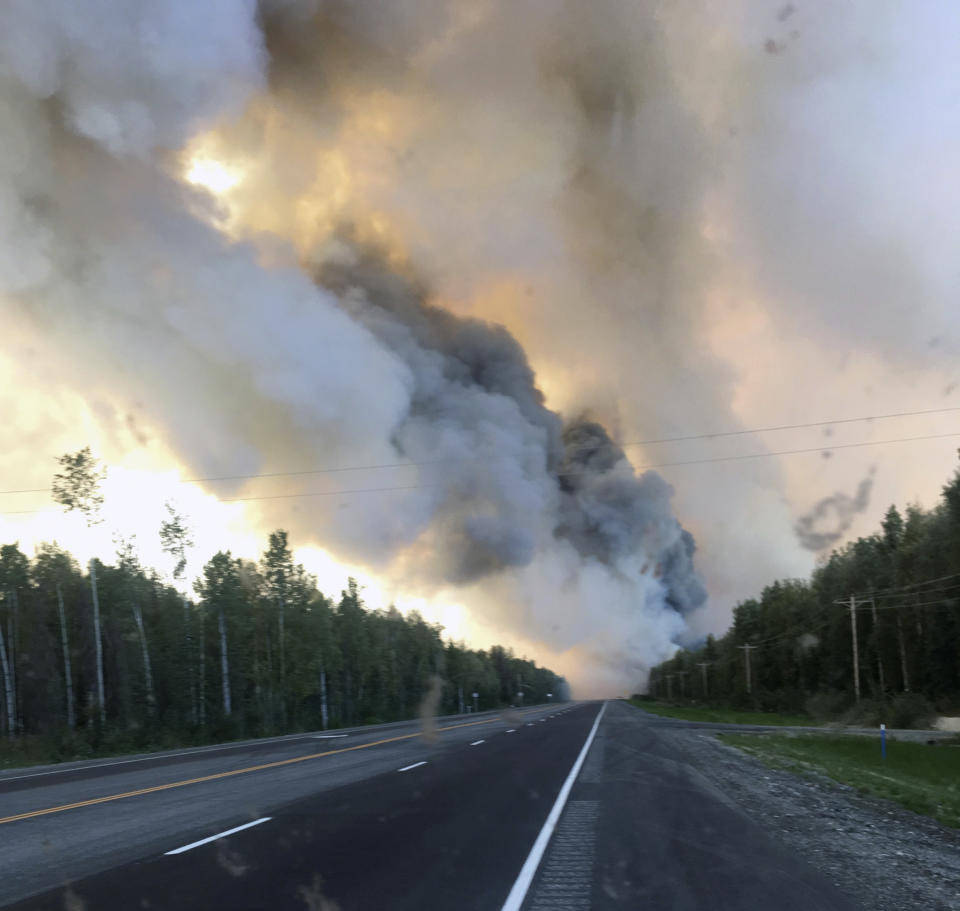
160,503,197,724
0,545,28,737
52,448,106,724
115,537,155,717
33,544,77,729
196,552,240,717
261,530,294,725
0,597,13,738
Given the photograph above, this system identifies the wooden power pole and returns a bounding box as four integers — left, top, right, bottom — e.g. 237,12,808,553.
697,662,710,697
738,644,756,694
849,595,861,702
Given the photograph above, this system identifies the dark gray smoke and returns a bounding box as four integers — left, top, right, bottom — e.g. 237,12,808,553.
794,470,876,552
0,0,715,695
316,238,705,618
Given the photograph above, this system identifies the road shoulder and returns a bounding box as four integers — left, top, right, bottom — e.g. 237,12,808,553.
675,723,960,911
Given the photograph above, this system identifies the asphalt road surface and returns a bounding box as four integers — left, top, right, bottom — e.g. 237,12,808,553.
0,701,862,910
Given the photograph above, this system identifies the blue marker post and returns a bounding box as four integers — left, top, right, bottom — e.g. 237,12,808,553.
881,722,887,760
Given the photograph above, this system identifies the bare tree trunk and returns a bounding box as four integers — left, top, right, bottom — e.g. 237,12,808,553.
7,591,17,733
218,606,231,716
278,600,286,728
198,608,206,727
870,599,886,694
896,611,910,692
183,596,196,726
89,560,106,725
266,626,274,729
56,583,76,729
131,603,155,715
0,612,15,738
7,588,17,728
253,646,263,726
319,666,328,730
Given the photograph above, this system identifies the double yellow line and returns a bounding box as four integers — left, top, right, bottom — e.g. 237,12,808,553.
0,714,511,826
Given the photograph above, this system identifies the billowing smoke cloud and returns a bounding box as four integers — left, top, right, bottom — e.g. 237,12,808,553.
794,470,876,552
0,0,706,695
311,237,705,691
5,1,959,693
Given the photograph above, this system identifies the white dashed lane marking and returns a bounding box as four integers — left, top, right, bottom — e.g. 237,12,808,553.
164,818,272,856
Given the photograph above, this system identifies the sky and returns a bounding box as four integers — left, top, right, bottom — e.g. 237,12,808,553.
2,0,960,695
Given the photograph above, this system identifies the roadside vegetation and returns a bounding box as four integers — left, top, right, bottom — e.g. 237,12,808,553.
649,456,960,729
628,698,809,726
0,449,567,769
725,732,960,828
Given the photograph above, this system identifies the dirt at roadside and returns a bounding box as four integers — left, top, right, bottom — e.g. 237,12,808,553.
670,729,960,911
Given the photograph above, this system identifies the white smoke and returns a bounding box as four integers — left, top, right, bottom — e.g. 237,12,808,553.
0,0,707,695
7,1,957,695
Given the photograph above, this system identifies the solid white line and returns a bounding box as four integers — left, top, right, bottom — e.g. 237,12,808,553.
499,701,607,911
398,761,428,772
470,740,485,746
164,817,271,855
312,734,348,739
506,729,516,733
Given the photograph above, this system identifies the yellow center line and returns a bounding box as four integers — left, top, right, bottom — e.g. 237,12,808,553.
0,712,535,826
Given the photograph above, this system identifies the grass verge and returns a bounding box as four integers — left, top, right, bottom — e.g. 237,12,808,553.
725,733,960,828
629,699,810,726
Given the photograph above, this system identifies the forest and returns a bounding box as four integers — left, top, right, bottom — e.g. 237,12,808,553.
648,455,960,726
0,451,566,760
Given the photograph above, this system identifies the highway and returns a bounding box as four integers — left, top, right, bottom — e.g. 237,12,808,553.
0,701,861,910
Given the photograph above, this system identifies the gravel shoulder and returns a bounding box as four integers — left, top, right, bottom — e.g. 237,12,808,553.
670,727,960,911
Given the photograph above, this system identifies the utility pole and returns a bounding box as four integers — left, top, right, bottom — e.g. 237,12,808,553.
869,596,885,694
848,595,861,702
666,673,674,700
738,644,756,694
896,609,910,692
676,671,688,697
697,662,710,697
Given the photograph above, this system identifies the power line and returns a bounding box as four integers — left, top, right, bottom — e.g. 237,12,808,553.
747,615,834,648
4,429,960,518
627,405,960,447
0,460,437,496
3,405,959,498
0,483,436,517
869,581,960,602
637,431,960,471
865,597,960,611
854,572,960,599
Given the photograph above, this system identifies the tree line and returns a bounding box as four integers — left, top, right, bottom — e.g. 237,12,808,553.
0,450,567,754
648,456,960,723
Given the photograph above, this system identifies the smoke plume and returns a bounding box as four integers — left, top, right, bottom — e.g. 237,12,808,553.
5,2,959,694
794,471,876,553
0,0,710,695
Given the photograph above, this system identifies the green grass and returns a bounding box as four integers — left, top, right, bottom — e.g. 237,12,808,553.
726,733,960,828
0,731,192,771
628,699,810,726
